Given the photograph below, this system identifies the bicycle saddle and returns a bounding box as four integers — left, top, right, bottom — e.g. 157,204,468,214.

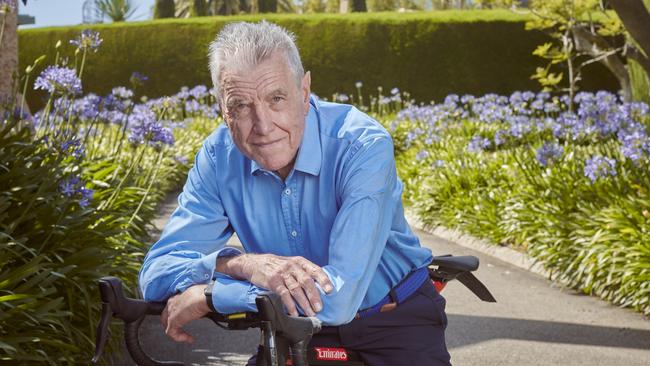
430,255,479,272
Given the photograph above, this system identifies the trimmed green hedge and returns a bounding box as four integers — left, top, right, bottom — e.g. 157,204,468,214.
19,10,618,110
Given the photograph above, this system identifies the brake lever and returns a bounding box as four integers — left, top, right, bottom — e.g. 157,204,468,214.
91,276,179,365
91,301,113,363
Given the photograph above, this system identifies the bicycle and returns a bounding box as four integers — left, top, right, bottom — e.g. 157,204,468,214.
92,255,496,366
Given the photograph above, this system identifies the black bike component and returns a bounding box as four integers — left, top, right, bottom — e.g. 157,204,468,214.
290,340,309,366
431,255,479,273
429,255,496,303
92,276,182,365
94,254,493,365
456,272,497,302
256,294,322,366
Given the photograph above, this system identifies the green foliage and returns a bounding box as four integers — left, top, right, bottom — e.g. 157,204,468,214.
154,0,176,18
191,0,209,16
629,58,650,106
0,114,215,362
381,92,650,316
18,11,618,112
526,1,612,98
96,0,138,22
1,29,219,361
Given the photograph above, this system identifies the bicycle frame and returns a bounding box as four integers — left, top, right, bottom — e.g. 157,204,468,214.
92,255,496,366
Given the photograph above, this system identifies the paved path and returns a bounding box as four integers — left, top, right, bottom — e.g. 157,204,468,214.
116,192,650,365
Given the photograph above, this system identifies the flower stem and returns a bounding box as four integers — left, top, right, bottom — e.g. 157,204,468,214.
100,144,146,211
127,149,164,227
79,49,88,79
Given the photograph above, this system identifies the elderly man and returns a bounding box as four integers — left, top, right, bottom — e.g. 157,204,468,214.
139,21,451,365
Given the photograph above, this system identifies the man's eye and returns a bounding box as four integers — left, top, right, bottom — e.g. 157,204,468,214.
236,103,249,110
272,96,284,103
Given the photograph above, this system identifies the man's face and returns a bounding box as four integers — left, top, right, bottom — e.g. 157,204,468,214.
220,52,311,179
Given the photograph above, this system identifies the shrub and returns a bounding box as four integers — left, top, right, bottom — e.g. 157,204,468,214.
19,10,618,111
1,29,221,363
383,90,650,316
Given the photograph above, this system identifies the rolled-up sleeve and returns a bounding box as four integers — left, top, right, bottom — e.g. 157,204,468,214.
139,141,235,301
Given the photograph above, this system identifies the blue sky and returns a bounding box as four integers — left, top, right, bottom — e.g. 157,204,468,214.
19,0,156,29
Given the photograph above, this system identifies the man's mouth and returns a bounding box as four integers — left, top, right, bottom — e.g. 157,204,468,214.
253,138,283,147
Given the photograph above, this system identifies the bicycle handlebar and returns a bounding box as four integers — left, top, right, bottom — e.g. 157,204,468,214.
92,255,495,366
91,277,321,366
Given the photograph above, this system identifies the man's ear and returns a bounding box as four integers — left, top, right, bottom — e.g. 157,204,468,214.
301,71,311,110
219,98,231,129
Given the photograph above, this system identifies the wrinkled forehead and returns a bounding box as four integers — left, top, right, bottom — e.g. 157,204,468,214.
220,54,296,97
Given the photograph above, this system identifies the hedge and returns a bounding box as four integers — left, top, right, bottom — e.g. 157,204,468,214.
19,10,618,111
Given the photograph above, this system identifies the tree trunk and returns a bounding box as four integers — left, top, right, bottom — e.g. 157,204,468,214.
0,6,18,110
572,25,632,101
154,0,175,18
258,0,277,13
339,0,349,13
351,0,366,12
608,0,650,77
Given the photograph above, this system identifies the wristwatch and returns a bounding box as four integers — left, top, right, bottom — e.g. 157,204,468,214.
204,281,218,313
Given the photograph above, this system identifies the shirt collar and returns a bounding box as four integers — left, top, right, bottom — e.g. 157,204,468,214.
250,95,322,177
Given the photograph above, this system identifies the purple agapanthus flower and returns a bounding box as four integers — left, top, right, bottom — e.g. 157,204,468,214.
184,99,201,114
78,187,95,208
431,160,445,169
618,124,650,163
584,156,617,183
468,136,491,153
70,29,102,51
176,86,190,100
416,150,430,161
60,137,85,158
73,93,101,120
34,66,82,96
536,142,564,167
59,176,80,197
189,85,208,100
494,129,507,146
112,86,134,100
128,105,175,147
58,175,94,207
130,72,149,85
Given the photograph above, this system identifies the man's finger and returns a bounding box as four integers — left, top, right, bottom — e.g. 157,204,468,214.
166,325,195,344
301,260,334,293
276,286,298,317
285,273,316,317
160,306,169,330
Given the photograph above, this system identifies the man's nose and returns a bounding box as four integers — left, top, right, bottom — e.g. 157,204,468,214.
252,104,275,135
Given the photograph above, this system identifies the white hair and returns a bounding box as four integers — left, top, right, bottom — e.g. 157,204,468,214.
208,21,305,100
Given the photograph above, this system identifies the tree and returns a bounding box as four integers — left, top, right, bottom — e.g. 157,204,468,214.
608,0,650,102
351,0,367,12
96,0,137,22
527,0,650,104
1,0,19,114
154,0,175,18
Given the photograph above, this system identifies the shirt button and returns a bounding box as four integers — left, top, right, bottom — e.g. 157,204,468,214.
204,274,209,279
291,230,298,237
284,188,291,195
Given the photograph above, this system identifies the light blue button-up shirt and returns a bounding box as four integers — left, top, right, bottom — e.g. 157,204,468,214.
139,96,433,325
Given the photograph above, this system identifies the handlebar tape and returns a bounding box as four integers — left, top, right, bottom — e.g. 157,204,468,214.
124,316,184,366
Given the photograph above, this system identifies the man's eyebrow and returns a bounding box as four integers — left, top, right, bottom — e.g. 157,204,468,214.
225,97,248,106
267,88,288,97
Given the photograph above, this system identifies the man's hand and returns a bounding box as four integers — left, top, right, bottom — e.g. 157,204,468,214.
161,284,210,343
219,254,334,317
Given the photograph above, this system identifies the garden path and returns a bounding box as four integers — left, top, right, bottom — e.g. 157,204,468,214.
116,191,650,366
